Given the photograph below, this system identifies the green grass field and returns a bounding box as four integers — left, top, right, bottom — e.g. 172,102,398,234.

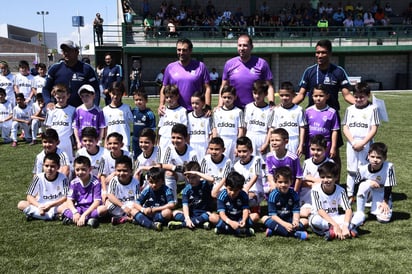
1,92,411,273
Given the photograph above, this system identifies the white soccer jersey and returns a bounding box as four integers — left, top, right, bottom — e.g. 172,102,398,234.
76,146,106,177
33,148,70,174
271,104,306,138
244,102,273,156
103,103,133,148
200,154,232,186
108,176,140,202
158,106,188,151
162,144,198,165
355,162,396,214
135,146,161,170
343,103,380,140
187,111,212,160
26,172,69,204
0,75,15,106
31,101,46,119
0,100,13,126
213,106,244,137
33,75,46,94
98,149,131,177
233,156,264,195
311,183,351,217
45,105,75,142
14,73,34,100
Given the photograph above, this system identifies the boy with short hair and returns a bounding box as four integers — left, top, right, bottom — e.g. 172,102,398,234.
14,60,35,105
102,82,133,149
76,127,106,177
265,128,303,193
45,84,76,163
262,166,308,240
33,128,71,178
162,123,198,202
0,88,13,143
107,155,141,225
168,161,219,230
187,91,213,161
130,167,175,231
17,152,68,221
11,93,32,146
244,80,273,157
131,88,156,160
33,62,47,94
157,85,188,153
352,142,396,226
310,161,357,240
201,137,232,197
62,156,107,228
343,82,379,201
215,171,257,237
73,84,106,149
271,81,306,156
30,93,46,145
212,85,245,162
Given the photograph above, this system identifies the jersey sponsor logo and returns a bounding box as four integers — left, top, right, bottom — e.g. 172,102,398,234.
324,207,338,214
217,122,235,128
163,121,178,126
52,121,69,126
278,121,298,127
42,192,63,200
0,82,13,87
18,83,33,87
348,122,368,128
189,130,206,135
249,120,265,126
108,119,126,126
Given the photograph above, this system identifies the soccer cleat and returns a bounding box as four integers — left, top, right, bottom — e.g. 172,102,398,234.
265,228,273,237
152,222,163,231
25,213,34,222
62,217,73,225
167,221,183,230
350,227,359,238
248,228,255,236
324,226,336,241
11,141,17,147
111,216,128,226
294,231,308,240
87,218,99,228
203,221,211,230
214,227,221,235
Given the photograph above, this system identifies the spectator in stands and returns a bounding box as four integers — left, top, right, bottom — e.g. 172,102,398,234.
205,1,216,18
332,8,346,26
144,14,154,38
209,68,219,94
93,13,104,46
364,11,375,29
374,7,386,25
167,18,178,37
101,53,123,105
317,13,329,34
354,14,365,35
344,1,354,13
129,59,141,96
343,14,355,34
384,2,394,16
325,2,334,18
355,2,364,17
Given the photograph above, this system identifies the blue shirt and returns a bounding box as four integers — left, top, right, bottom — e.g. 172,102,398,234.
268,188,300,221
182,180,213,212
217,189,249,220
101,64,123,90
132,107,156,138
138,185,174,208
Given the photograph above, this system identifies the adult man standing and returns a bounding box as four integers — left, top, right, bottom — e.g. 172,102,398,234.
101,53,123,105
218,34,274,109
158,38,211,114
43,40,100,108
294,39,355,178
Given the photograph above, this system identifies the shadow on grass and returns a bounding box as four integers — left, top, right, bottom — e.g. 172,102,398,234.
392,192,407,202
391,211,410,221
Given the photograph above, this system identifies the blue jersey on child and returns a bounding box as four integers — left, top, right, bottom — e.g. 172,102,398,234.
267,188,300,221
182,180,213,212
217,189,249,220
132,107,156,138
138,185,174,208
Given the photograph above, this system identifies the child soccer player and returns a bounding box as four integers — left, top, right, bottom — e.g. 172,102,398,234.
300,135,334,220
106,155,140,225
73,84,106,149
157,85,188,153
309,162,358,240
62,156,107,228
45,84,76,163
304,84,339,159
0,88,12,144
14,60,35,105
130,167,175,231
30,93,46,145
18,152,68,221
265,128,303,193
76,127,106,177
212,85,245,162
343,82,379,201
33,128,71,178
271,81,306,156
168,161,219,230
102,82,133,150
187,91,213,161
33,62,47,94
162,123,198,202
244,80,273,157
11,93,32,146
134,128,162,191
233,136,264,213
352,143,397,226
132,88,156,160
98,132,131,201
215,171,258,237
201,137,232,197
262,166,308,240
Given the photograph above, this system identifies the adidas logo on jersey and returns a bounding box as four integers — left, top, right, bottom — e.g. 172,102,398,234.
278,121,298,127
217,122,235,128
108,120,126,126
163,121,177,126
0,83,13,87
42,193,63,200
189,130,206,135
349,122,368,128
52,121,69,126
249,120,265,126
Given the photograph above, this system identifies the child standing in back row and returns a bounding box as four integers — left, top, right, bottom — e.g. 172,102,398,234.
11,93,32,146
343,82,379,202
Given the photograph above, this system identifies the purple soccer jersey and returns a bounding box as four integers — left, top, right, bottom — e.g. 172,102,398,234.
265,151,303,187
67,175,102,208
73,105,106,139
305,105,340,157
222,56,273,108
162,60,210,110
